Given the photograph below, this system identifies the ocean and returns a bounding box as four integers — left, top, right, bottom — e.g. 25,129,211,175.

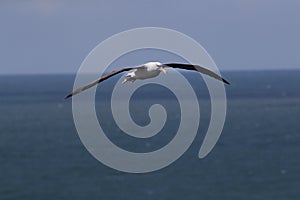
0,70,299,200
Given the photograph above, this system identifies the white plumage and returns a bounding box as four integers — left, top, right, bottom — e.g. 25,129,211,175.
122,62,165,83
65,61,229,99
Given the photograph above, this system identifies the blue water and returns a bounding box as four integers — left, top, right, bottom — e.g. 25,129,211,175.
0,71,300,199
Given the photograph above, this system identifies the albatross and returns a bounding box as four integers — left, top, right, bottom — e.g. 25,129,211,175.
64,62,229,99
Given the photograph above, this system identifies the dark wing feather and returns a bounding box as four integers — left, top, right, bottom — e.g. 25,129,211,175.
64,67,134,99
163,63,230,85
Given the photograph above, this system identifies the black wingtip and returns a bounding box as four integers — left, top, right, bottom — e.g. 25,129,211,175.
64,94,72,100
223,78,230,85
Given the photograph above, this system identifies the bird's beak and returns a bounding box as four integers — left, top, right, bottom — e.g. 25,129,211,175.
159,67,167,74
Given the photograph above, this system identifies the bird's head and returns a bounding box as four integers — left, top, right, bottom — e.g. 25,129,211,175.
159,66,167,74
144,61,167,74
154,62,167,74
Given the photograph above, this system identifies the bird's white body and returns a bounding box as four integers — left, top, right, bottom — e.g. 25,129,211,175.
122,62,165,83
65,61,229,99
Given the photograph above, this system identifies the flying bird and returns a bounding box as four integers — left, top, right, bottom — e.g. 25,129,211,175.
64,62,229,99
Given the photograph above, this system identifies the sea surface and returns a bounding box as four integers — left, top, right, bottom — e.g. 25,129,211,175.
0,70,300,200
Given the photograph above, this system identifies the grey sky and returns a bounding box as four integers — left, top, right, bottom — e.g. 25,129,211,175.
0,0,299,74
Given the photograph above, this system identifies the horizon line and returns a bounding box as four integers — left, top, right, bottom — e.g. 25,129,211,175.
0,68,300,76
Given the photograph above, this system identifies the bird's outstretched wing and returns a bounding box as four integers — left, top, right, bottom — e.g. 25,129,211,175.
163,63,230,85
64,67,134,99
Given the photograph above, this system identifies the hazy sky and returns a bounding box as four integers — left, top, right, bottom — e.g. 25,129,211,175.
1,0,300,74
